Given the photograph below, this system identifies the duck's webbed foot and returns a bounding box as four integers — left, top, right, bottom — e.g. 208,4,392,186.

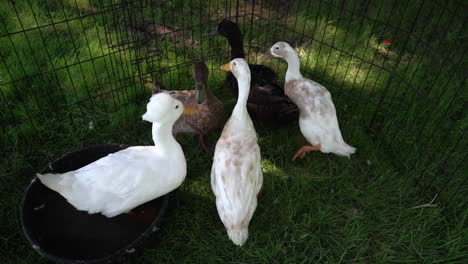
292,144,321,161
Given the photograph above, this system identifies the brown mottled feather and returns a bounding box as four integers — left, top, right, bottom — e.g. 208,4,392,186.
151,62,225,137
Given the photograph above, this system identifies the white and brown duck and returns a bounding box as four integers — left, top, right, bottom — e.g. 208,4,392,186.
267,41,356,160
211,58,263,246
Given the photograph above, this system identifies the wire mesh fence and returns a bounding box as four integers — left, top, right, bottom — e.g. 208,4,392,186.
1,0,466,217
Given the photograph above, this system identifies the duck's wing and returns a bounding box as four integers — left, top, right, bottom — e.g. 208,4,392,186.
301,80,337,120
297,79,345,140
75,147,155,194
38,147,158,215
152,81,197,105
211,135,262,228
248,100,299,128
249,64,278,80
168,89,196,104
184,97,226,134
226,65,283,98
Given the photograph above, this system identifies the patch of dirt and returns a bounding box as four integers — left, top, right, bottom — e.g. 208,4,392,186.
120,20,199,47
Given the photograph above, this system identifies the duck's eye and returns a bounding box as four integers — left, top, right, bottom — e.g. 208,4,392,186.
275,46,279,50
175,105,179,109
233,62,237,66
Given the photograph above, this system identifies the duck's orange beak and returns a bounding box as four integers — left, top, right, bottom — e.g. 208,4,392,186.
220,63,231,72
183,105,197,115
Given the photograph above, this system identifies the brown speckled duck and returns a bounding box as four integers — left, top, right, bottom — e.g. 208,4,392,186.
152,62,225,151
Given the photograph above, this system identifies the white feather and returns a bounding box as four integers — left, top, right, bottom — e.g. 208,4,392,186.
211,59,263,246
37,93,188,217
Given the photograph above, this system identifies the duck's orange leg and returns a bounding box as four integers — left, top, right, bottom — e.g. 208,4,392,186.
292,144,321,161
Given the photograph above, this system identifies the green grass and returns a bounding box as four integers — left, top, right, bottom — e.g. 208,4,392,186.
1,0,466,263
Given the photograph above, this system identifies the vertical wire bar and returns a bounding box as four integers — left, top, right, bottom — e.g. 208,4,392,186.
322,0,346,97
88,0,118,108
270,0,284,71
377,5,459,148
85,0,121,108
181,0,189,80
297,0,313,45
235,0,240,24
396,47,467,163
295,0,314,79
241,0,247,61
0,52,34,128
369,0,431,126
58,0,98,112
385,2,464,140
347,0,398,95
279,0,291,46
302,0,321,73
207,0,212,65
379,2,440,115
287,0,301,42
246,0,255,63
72,0,108,109
350,0,403,109
330,1,356,94
198,0,204,60
405,72,467,170
173,0,181,88
359,0,416,118
311,0,334,80
261,0,273,62
107,0,132,103
0,68,30,141
111,0,132,102
388,19,467,144
40,0,89,120
159,0,170,87
126,0,145,95
148,0,162,83
6,2,60,122
335,1,377,96
121,0,140,100
24,0,75,127
92,0,122,107
213,0,221,68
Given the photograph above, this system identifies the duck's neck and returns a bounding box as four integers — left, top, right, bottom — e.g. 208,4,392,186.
232,77,250,118
285,52,302,82
227,33,245,59
151,122,179,152
205,88,215,101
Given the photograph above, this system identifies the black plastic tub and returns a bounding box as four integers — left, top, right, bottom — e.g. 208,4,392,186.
21,144,170,264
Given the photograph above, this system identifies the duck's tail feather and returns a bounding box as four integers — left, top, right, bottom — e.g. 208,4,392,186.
227,227,249,246
36,173,71,194
332,143,356,158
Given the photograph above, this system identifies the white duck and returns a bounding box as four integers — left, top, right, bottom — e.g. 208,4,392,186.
211,58,263,246
268,41,356,160
37,93,195,217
